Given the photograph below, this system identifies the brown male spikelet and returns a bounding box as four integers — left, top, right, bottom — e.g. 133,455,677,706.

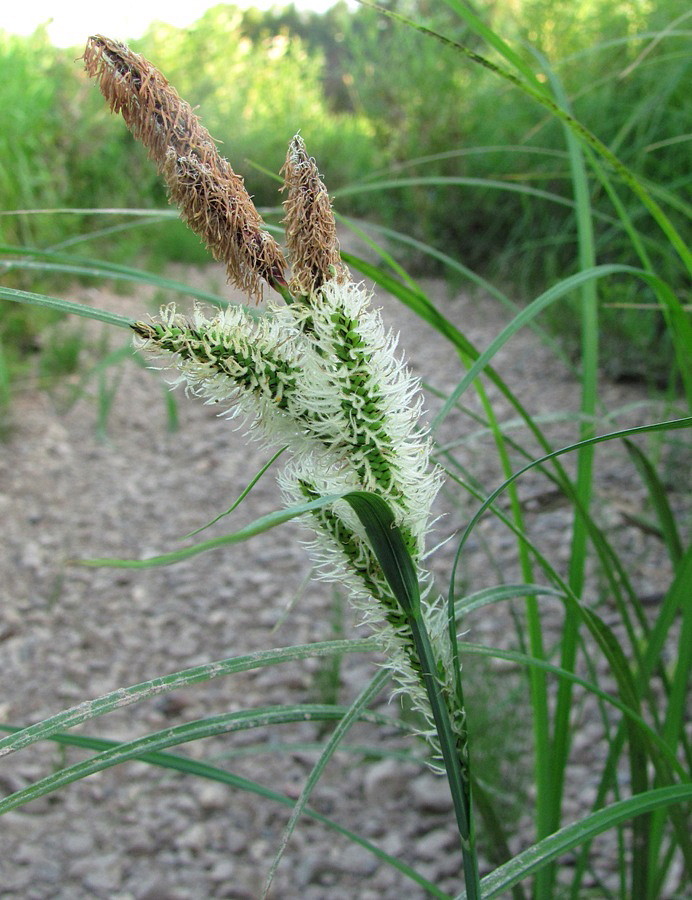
280,134,349,297
83,35,287,301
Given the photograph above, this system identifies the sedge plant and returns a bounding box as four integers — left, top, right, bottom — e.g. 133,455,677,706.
0,16,690,900
85,33,480,893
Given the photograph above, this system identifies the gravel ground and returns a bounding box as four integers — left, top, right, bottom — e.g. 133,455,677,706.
0,262,688,898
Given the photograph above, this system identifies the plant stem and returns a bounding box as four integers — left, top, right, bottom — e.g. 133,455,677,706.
406,604,481,898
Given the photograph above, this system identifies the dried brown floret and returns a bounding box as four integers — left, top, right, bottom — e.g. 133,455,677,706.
83,35,287,301
281,134,349,297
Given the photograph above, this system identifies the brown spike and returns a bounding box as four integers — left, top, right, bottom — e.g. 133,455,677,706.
280,134,348,297
84,35,287,301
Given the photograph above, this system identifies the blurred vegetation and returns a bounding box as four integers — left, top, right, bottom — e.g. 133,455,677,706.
0,0,689,390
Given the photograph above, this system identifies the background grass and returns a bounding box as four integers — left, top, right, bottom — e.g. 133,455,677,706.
1,0,690,393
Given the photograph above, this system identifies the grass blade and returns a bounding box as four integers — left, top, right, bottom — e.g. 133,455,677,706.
0,639,379,758
74,494,347,568
647,544,692,888
263,669,390,896
183,446,288,538
0,704,384,816
0,285,132,329
457,785,692,899
0,723,449,899
623,438,684,567
430,264,664,433
362,3,692,272
0,244,231,307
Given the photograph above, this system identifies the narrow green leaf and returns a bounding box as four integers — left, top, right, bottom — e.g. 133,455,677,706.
74,493,346,568
263,670,390,896
0,705,383,816
361,3,691,272
452,418,692,576
647,544,692,886
545,57,601,897
336,176,579,212
431,264,663,433
0,285,133,329
456,785,692,899
0,244,231,308
183,446,288,538
438,0,546,89
342,490,481,898
0,207,179,218
0,639,379,759
457,643,684,778
342,491,420,615
454,584,565,618
0,724,449,899
624,438,684,567
341,217,570,367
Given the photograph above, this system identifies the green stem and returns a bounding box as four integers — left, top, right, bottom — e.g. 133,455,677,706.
406,607,481,898
268,275,296,305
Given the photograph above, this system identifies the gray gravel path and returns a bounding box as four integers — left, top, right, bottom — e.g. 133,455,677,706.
1,262,687,898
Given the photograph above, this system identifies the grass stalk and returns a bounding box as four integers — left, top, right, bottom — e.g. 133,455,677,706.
539,58,600,897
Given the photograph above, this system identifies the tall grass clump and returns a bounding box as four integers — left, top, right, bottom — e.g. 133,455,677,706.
0,26,178,400
0,12,690,900
0,28,72,389
3,1,687,389
330,0,690,386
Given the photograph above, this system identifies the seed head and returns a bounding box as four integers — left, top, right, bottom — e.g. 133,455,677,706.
281,134,349,297
83,35,287,300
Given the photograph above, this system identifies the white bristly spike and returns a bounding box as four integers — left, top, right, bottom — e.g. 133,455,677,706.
133,280,463,766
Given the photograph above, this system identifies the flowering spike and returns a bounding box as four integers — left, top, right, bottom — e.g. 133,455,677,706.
132,304,305,441
131,281,463,766
281,134,349,297
83,35,287,301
